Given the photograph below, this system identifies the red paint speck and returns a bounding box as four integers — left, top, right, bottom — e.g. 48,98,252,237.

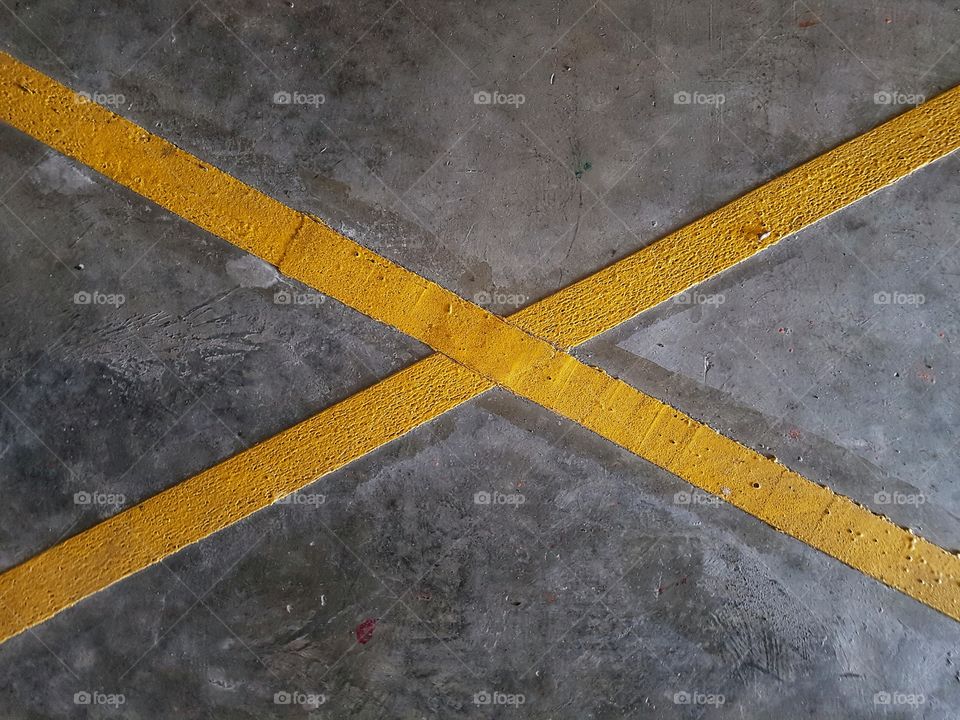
355,618,377,644
798,18,819,28
787,428,802,441
656,576,688,596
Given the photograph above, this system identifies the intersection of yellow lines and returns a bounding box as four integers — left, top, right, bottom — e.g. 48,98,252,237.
2,50,960,644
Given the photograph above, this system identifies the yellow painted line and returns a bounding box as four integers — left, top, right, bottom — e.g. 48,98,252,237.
2,51,960,642
0,354,490,644
516,94,960,347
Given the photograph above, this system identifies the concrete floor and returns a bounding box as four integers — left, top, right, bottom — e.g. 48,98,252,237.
1,0,960,717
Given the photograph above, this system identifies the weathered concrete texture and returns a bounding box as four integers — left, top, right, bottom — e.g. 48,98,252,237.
4,1,959,304
586,155,960,552
1,0,960,718
0,124,428,569
4,394,960,718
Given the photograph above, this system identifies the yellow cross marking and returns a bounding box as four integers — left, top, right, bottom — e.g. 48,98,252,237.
2,50,960,644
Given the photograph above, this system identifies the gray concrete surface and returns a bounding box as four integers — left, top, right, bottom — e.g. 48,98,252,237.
1,0,960,717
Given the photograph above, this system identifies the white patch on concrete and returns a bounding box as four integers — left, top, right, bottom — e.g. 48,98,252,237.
225,254,278,288
33,154,96,193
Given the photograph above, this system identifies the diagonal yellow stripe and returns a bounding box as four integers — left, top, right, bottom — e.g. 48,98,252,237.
0,354,490,642
2,51,960,645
